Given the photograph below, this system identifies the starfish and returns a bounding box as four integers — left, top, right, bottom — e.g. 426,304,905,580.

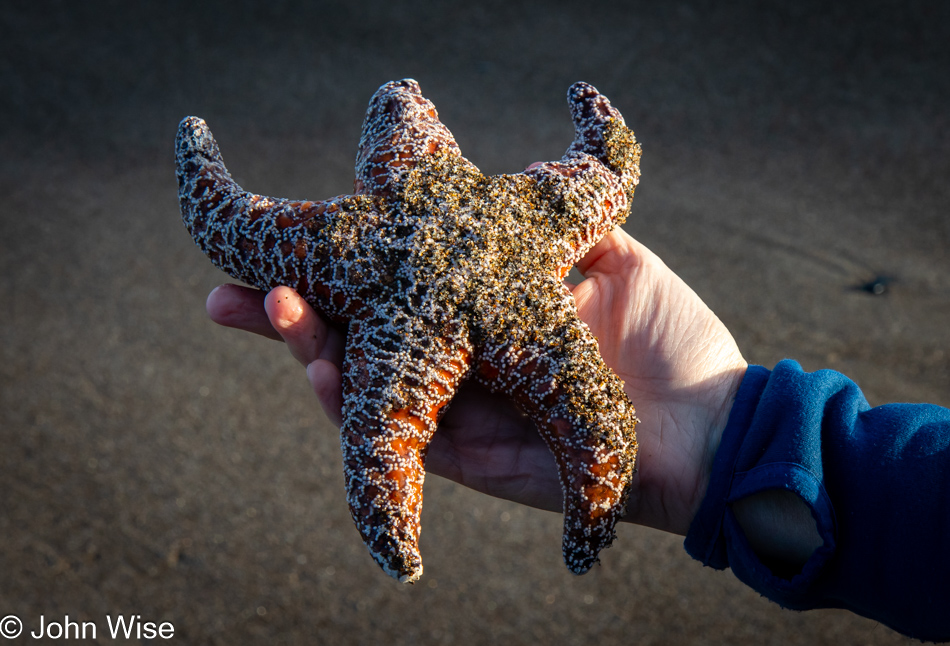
176,79,641,583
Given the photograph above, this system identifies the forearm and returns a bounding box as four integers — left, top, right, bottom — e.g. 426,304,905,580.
686,360,950,641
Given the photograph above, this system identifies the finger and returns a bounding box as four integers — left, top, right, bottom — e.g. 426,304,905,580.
307,359,344,428
206,284,282,341
263,286,346,365
264,286,333,367
264,286,346,426
264,286,332,367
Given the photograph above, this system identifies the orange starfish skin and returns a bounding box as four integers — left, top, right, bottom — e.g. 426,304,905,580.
176,79,641,582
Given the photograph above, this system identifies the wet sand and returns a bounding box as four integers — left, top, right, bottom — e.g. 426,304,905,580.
2,2,948,643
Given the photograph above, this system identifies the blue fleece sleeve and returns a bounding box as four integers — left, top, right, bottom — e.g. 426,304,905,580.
685,360,950,641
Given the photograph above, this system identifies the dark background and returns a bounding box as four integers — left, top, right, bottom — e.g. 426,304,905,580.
2,1,948,643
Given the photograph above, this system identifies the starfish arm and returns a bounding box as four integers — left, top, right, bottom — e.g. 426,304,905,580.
474,282,638,574
339,311,473,583
176,116,384,320
521,160,631,274
354,79,477,197
520,82,643,270
563,81,639,184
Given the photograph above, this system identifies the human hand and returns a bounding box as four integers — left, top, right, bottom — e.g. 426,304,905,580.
206,227,747,536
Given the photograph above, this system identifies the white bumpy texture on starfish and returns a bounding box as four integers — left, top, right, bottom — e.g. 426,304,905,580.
176,79,641,583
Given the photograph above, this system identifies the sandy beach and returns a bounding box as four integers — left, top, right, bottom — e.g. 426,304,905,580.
2,1,948,643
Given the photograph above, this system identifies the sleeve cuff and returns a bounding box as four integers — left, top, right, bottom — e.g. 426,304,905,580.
683,363,836,607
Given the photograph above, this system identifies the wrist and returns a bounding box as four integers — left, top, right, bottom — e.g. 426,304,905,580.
688,361,748,529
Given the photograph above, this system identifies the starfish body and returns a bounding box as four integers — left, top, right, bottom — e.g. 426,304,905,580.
176,79,641,583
